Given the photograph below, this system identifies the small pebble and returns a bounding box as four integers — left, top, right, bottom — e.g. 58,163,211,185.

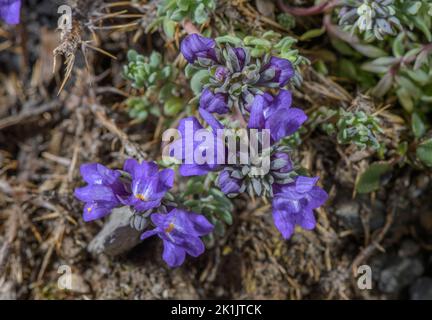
410,277,432,300
379,257,424,294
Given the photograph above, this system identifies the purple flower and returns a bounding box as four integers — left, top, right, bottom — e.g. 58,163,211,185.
180,34,217,64
272,152,293,173
141,209,214,267
272,176,328,239
74,163,127,221
217,168,242,194
248,90,307,143
169,109,225,176
121,159,174,212
199,88,229,114
231,47,247,71
214,66,228,82
0,0,21,25
260,56,294,87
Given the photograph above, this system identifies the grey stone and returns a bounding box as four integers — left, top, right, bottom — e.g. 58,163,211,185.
410,277,432,300
378,257,424,294
368,200,386,230
398,239,420,258
335,199,385,232
88,206,147,256
335,200,360,228
369,255,387,282
420,210,432,233
429,254,432,271
255,0,275,18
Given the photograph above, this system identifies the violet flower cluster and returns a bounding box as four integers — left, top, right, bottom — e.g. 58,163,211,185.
74,33,328,269
0,0,21,25
74,159,213,268
176,34,328,239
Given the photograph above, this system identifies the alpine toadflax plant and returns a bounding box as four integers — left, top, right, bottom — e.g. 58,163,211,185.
75,33,328,269
175,33,328,240
0,0,21,24
75,159,212,267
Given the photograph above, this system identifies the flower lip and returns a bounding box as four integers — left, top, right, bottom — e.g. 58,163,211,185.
261,56,295,87
141,209,214,268
218,168,242,195
230,47,247,71
248,90,306,143
122,159,174,212
199,88,229,114
180,34,217,64
214,66,228,82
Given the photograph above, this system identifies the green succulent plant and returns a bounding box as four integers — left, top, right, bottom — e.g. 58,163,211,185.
330,1,432,167
159,0,216,23
123,50,184,121
146,0,216,38
311,106,384,150
338,0,432,42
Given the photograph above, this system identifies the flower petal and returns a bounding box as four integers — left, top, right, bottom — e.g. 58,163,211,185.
124,159,159,179
74,185,119,203
162,240,186,268
273,195,302,214
180,34,216,64
80,163,120,185
83,202,114,222
167,209,214,237
307,186,329,209
272,209,295,239
295,176,320,193
150,213,167,228
218,169,241,194
159,168,175,189
179,164,213,176
273,89,293,109
199,108,224,132
132,198,162,212
248,95,266,129
182,235,205,257
267,56,294,86
297,209,316,230
185,211,214,236
123,158,140,176
199,88,229,114
140,229,158,240
266,107,307,142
